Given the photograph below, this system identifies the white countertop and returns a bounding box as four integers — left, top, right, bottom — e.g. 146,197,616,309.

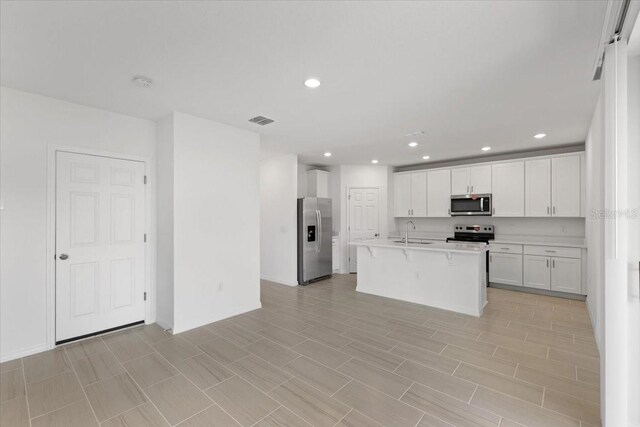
387,232,586,248
350,239,488,254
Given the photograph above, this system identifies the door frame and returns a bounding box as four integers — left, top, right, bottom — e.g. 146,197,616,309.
346,186,380,273
46,144,155,350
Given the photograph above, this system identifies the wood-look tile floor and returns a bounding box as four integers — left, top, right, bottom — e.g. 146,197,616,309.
0,275,600,426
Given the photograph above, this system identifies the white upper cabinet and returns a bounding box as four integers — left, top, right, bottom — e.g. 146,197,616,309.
552,155,581,217
394,173,412,217
394,172,426,217
307,170,330,198
469,165,492,194
411,172,427,217
525,158,552,216
492,161,525,216
427,169,451,217
451,165,491,195
451,168,470,195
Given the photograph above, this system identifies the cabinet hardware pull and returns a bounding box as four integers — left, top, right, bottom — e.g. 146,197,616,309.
500,247,509,250
547,206,550,214
553,206,556,214
471,185,474,192
547,259,549,267
552,259,555,268
545,250,556,253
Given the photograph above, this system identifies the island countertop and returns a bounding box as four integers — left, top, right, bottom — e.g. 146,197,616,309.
350,239,488,254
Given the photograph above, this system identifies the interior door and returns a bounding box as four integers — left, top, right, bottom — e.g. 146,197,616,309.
349,188,380,273
56,152,146,342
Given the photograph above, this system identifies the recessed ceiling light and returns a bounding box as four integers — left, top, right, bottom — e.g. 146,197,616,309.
481,146,491,152
132,75,153,88
324,152,332,157
534,133,547,139
408,142,418,147
371,159,379,164
304,78,321,88
422,155,430,160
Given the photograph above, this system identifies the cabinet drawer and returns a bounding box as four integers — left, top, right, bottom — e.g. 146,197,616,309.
524,245,580,258
489,243,523,254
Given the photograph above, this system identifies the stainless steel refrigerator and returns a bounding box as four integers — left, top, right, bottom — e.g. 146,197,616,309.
297,197,332,285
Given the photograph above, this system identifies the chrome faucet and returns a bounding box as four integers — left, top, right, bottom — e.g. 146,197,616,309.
405,220,416,246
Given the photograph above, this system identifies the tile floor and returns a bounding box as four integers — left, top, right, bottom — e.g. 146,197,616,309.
0,274,600,426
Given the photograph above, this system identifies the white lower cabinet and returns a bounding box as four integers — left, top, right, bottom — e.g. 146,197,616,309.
550,257,581,293
523,254,582,293
489,252,523,286
523,255,551,289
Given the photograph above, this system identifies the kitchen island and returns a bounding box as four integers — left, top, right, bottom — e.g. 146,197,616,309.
350,239,488,316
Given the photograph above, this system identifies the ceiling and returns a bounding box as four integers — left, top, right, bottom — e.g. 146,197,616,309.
1,1,607,166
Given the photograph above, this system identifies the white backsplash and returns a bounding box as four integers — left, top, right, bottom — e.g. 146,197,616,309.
392,217,585,238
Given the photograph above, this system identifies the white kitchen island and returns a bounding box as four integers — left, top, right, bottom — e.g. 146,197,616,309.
350,239,488,316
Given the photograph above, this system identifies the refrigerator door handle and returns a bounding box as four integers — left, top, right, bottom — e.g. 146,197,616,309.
316,210,322,253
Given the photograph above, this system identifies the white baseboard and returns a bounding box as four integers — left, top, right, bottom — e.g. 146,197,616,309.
171,301,262,334
1,342,50,363
260,275,298,287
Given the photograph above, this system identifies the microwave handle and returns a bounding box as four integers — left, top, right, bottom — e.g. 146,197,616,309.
480,198,483,212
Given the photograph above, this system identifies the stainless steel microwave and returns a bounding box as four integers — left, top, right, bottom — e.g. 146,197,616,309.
450,194,492,216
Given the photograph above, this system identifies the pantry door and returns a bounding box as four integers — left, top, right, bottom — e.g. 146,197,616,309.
348,188,380,273
56,151,146,342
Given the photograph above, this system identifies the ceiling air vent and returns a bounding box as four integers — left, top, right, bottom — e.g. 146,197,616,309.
248,115,275,126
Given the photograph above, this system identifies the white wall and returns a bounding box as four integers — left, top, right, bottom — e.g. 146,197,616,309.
165,112,261,334
155,116,174,329
338,165,392,272
260,155,298,286
585,95,605,349
626,53,640,427
0,87,157,361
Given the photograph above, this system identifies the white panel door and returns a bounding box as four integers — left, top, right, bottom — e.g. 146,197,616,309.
489,252,523,286
492,162,524,216
427,169,451,217
56,152,145,342
552,155,581,217
523,255,551,290
550,257,582,294
469,165,492,194
349,188,379,273
451,168,470,195
410,172,427,217
525,158,552,217
394,173,412,217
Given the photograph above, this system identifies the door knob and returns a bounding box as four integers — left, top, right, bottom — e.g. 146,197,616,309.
59,254,69,260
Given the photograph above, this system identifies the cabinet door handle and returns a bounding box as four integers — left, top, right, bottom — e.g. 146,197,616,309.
553,206,556,214
547,259,549,267
547,206,550,215
490,255,492,262
545,250,556,253
471,185,474,193
408,209,410,216
500,247,510,250
552,259,555,268
492,207,495,215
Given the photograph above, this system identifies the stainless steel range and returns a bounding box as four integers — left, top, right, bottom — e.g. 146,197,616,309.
447,224,494,285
